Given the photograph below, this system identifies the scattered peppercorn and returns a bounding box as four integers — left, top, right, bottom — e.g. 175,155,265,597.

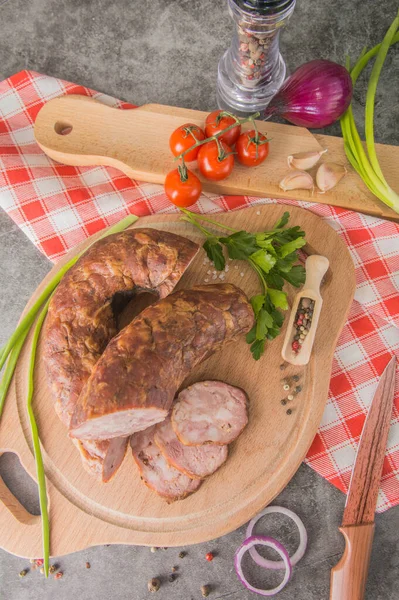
287,394,294,401
29,559,35,564
148,577,161,593
201,584,211,597
281,399,287,406
295,385,302,393
85,562,91,569
171,566,178,573
179,551,186,559
55,572,63,580
19,569,28,578
40,568,45,575
31,564,38,571
35,559,44,566
292,375,300,382
49,565,57,574
150,547,158,553
168,574,177,582
286,408,293,415
279,363,287,370
205,552,214,562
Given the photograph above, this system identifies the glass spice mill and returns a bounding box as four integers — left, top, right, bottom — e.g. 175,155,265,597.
217,0,296,116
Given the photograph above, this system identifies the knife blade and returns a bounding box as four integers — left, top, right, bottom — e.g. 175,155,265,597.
330,355,396,600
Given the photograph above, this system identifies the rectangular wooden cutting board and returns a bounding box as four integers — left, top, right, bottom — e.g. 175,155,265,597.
33,95,399,221
0,204,355,557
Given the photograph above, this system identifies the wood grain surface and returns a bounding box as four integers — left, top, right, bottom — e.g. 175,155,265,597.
33,95,399,221
0,204,355,558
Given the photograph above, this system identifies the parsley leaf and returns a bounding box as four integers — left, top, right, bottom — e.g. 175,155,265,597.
273,211,290,229
219,231,258,260
250,249,276,274
250,294,266,317
203,238,225,271
250,338,265,361
279,237,306,258
267,288,288,310
256,308,274,340
281,265,306,287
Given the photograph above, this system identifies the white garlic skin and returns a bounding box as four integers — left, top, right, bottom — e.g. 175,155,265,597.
316,162,347,192
287,149,328,171
279,170,314,192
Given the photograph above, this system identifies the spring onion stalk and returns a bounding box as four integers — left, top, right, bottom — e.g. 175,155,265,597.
26,300,51,577
0,213,139,574
0,329,30,417
340,13,399,213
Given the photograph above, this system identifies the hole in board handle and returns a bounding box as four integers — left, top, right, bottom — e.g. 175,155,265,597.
54,121,73,136
0,452,40,517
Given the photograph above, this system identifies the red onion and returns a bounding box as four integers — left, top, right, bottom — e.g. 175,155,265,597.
234,535,292,596
264,59,353,128
246,506,308,570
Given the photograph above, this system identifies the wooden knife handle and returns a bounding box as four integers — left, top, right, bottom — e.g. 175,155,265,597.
330,523,375,600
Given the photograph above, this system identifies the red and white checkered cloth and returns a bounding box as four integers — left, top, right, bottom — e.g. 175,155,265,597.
1,70,398,512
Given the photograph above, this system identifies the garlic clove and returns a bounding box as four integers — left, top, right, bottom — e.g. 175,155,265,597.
279,170,314,192
316,162,347,192
287,149,327,170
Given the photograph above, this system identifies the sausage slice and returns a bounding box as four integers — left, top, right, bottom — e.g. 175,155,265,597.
154,416,228,479
69,284,254,441
43,228,198,481
131,427,201,502
172,381,249,445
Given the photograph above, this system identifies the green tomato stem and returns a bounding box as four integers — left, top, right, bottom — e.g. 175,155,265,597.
175,111,260,161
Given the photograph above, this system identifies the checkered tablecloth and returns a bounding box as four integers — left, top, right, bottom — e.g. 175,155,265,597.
1,70,398,512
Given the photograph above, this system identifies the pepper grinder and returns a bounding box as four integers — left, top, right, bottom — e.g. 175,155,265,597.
217,0,296,116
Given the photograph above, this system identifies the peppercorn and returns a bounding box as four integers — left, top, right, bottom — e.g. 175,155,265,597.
40,567,44,574
55,572,63,580
49,565,57,574
178,551,186,558
171,566,178,573
85,562,91,569
201,584,211,597
292,375,300,382
148,577,161,593
279,363,286,370
281,399,287,406
19,569,28,578
29,559,35,564
35,559,44,566
168,574,177,582
295,385,302,393
150,546,158,553
286,408,293,415
205,552,214,561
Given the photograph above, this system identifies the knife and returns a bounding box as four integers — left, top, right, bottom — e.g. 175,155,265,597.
330,355,396,600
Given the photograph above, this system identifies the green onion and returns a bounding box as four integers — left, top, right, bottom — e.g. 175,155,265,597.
26,299,51,577
340,13,399,213
0,212,139,576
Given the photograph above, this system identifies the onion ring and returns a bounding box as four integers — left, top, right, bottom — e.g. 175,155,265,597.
234,535,292,596
246,506,308,570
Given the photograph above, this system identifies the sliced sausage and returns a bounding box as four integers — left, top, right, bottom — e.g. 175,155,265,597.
69,284,254,441
154,416,228,479
131,427,201,502
172,380,249,445
43,228,198,480
75,437,128,483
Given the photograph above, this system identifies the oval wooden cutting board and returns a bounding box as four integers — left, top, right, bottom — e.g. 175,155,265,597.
0,204,355,558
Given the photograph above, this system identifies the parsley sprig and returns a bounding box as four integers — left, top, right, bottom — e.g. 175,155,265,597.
180,209,306,360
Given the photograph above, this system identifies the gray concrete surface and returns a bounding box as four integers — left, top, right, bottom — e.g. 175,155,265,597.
0,0,398,598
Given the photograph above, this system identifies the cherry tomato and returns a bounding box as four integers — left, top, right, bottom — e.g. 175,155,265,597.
197,141,235,181
169,123,205,162
236,130,270,167
205,110,241,146
164,167,202,207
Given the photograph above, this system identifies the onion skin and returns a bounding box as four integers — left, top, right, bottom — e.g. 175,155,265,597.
264,60,353,128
